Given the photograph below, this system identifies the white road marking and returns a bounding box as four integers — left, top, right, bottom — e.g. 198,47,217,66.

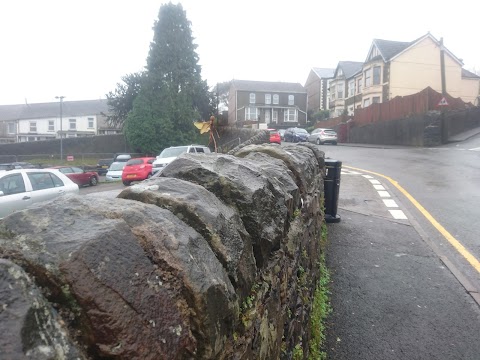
389,210,408,220
373,184,386,190
469,147,480,151
383,199,399,207
362,175,374,179
377,191,390,198
369,179,381,185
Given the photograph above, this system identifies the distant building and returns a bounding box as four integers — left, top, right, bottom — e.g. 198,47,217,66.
304,67,335,114
0,99,121,144
228,80,307,128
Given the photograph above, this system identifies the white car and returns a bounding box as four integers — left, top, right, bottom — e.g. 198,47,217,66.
307,128,338,145
152,145,211,174
105,162,126,182
0,169,79,219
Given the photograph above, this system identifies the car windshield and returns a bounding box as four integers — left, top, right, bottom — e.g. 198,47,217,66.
296,129,308,134
109,162,125,171
126,159,144,166
158,147,189,158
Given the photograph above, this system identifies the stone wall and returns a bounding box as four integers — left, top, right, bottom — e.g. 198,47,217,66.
0,142,326,359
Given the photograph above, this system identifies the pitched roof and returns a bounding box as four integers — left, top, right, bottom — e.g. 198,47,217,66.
373,39,412,61
231,80,306,93
0,99,108,121
337,61,363,78
462,68,480,79
312,68,335,79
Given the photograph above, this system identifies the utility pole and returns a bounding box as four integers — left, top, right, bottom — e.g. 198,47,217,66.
439,38,447,143
55,96,65,160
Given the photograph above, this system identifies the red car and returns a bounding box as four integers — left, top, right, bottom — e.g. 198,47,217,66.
49,166,99,187
122,157,155,186
268,129,281,144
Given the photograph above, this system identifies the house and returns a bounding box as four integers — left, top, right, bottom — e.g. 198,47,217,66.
329,33,480,116
304,68,335,115
328,61,363,117
228,80,307,128
0,99,121,144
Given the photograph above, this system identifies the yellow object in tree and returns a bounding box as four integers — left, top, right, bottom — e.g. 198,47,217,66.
194,121,211,134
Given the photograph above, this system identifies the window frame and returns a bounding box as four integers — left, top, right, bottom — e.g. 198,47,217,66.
373,66,381,85
273,94,279,105
69,118,76,130
245,107,258,121
288,95,294,105
29,121,37,132
88,117,94,128
265,94,271,104
249,93,256,104
283,108,297,122
48,120,55,132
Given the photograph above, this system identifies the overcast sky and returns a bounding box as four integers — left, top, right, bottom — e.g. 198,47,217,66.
0,0,478,106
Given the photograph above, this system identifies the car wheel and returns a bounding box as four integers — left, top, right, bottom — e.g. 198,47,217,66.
333,141,337,145
90,176,98,186
147,173,152,179
316,138,321,145
123,180,131,186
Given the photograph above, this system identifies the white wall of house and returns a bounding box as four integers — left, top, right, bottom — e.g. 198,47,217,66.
18,115,97,136
460,78,480,104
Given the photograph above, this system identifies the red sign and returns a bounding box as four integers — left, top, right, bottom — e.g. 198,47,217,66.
438,97,449,106
67,155,74,161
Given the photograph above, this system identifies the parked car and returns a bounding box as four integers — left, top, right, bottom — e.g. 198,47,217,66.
284,127,309,142
114,154,132,162
96,159,114,176
122,157,156,186
152,145,211,174
0,162,37,171
278,129,286,140
308,128,338,145
0,169,79,219
49,166,99,187
268,129,281,144
105,162,126,182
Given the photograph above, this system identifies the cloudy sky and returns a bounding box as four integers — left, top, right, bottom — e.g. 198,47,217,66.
0,0,478,105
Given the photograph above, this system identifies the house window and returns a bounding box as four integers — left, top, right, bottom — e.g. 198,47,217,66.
245,107,258,120
373,66,381,85
88,117,94,128
288,95,294,105
273,94,279,104
48,120,55,132
284,109,297,122
249,93,255,104
338,69,343,76
373,96,381,104
69,119,76,130
364,69,372,87
337,82,344,99
363,98,371,107
7,122,15,134
357,78,362,94
348,80,355,97
265,94,271,104
29,121,37,132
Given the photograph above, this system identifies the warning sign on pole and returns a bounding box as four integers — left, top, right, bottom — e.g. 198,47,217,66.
438,97,449,106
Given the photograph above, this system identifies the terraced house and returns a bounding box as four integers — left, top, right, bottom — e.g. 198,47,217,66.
328,32,480,116
228,80,308,128
0,99,120,144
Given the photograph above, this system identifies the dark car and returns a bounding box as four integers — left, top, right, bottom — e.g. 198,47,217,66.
96,159,113,176
49,166,99,187
0,162,37,170
284,127,309,142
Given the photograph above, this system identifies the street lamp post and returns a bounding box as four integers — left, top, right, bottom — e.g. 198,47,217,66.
55,96,65,160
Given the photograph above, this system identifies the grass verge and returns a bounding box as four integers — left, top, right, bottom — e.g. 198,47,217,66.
309,223,331,360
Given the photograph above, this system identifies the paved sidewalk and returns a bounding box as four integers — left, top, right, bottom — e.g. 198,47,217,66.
325,171,480,360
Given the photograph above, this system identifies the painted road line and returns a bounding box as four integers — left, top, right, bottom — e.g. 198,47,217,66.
383,199,399,207
373,184,386,190
345,165,480,275
377,191,390,198
362,175,374,179
369,179,381,185
469,147,480,151
389,210,408,220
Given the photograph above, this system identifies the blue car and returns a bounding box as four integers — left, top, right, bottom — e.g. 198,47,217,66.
284,127,309,142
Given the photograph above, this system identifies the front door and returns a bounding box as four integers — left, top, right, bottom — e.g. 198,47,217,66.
272,110,278,123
